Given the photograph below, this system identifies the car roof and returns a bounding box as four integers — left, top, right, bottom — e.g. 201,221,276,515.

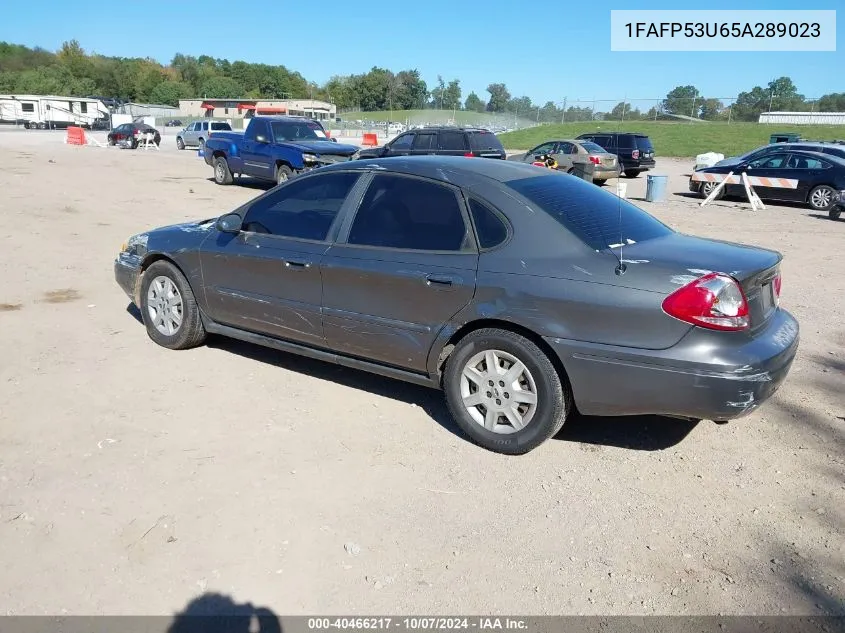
411,126,490,132
578,132,650,137
320,155,549,186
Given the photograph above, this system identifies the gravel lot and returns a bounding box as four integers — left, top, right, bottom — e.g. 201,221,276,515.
0,128,843,617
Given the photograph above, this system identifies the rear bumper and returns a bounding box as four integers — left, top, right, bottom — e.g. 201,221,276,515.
546,308,799,421
592,165,621,179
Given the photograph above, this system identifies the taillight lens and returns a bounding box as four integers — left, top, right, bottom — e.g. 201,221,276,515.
662,272,750,331
632,149,640,160
589,156,601,164
773,272,782,298
464,152,474,157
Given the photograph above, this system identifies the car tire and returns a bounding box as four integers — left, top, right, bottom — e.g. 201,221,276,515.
198,138,205,152
139,260,207,351
127,137,137,149
108,137,116,146
623,169,641,178
276,164,293,185
176,137,185,150
594,179,607,186
699,181,723,199
443,328,571,455
830,207,842,221
808,185,837,211
213,156,234,185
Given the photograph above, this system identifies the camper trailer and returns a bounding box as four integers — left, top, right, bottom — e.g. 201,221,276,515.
0,95,111,130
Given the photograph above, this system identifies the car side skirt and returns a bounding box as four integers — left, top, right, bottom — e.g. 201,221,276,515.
202,318,440,390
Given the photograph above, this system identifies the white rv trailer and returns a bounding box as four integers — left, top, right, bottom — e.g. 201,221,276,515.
0,95,111,129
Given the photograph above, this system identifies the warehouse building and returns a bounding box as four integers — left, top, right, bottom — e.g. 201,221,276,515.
758,111,845,125
178,98,336,121
115,102,180,118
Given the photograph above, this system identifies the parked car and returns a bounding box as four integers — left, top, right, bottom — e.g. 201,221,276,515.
203,116,359,186
575,132,655,177
354,127,507,161
165,119,183,127
176,120,233,150
691,150,845,211
114,156,799,455
710,142,845,169
107,123,161,149
509,139,620,184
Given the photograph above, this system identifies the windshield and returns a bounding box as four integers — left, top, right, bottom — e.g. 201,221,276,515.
579,141,606,154
270,121,323,142
507,174,673,251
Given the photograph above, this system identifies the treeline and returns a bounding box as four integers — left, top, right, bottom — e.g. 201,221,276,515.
1,40,843,123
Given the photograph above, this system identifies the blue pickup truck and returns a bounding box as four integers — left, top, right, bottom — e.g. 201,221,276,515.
204,116,360,186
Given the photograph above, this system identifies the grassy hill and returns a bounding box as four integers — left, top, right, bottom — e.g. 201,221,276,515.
336,109,536,128
496,122,845,157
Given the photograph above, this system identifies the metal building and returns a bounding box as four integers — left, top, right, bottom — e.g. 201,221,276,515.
758,111,845,125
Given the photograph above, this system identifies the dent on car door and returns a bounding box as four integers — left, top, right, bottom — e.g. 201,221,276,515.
321,173,479,372
198,171,363,345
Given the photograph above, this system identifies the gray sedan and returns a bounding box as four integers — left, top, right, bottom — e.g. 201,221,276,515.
114,156,799,455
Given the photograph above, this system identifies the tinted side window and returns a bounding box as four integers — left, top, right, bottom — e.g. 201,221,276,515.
211,122,230,131
413,133,437,150
469,199,508,249
390,133,414,150
439,131,467,151
616,135,634,149
241,172,360,241
591,135,610,148
751,154,788,169
348,175,469,251
787,155,829,170
507,174,673,251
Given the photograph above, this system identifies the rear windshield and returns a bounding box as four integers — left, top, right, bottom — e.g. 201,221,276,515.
635,137,653,150
468,131,505,151
211,122,231,131
579,141,606,153
507,174,673,251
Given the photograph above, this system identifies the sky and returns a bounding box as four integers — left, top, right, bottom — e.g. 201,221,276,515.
0,0,841,107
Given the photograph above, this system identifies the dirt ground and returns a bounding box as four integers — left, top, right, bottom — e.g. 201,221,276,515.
0,128,843,617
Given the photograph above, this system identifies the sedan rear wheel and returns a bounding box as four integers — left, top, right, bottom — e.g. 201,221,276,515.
443,328,571,454
809,185,836,211
139,261,206,350
176,136,185,150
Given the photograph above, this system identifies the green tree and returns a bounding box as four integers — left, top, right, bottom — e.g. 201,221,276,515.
442,79,461,110
464,91,485,112
698,98,724,120
486,83,510,112
149,80,194,106
198,75,244,98
662,85,700,116
817,92,845,112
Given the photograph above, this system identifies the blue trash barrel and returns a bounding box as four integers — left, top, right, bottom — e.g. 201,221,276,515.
645,174,668,202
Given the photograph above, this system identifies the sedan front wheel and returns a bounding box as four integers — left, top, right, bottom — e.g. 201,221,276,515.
443,328,571,455
139,261,207,350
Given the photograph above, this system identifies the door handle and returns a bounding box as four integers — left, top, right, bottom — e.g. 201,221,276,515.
425,273,459,287
284,259,312,269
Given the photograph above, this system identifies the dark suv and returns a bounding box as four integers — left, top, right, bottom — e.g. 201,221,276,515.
354,127,506,160
575,132,655,178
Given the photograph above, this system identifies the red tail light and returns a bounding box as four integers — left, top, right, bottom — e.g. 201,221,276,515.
632,149,640,160
589,156,601,164
464,152,474,157
773,272,782,298
662,272,750,331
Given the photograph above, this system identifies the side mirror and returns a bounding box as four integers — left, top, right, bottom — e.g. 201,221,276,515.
216,213,242,234
330,137,338,142
255,134,268,143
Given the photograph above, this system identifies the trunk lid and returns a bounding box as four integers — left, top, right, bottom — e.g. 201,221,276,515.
615,233,782,328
